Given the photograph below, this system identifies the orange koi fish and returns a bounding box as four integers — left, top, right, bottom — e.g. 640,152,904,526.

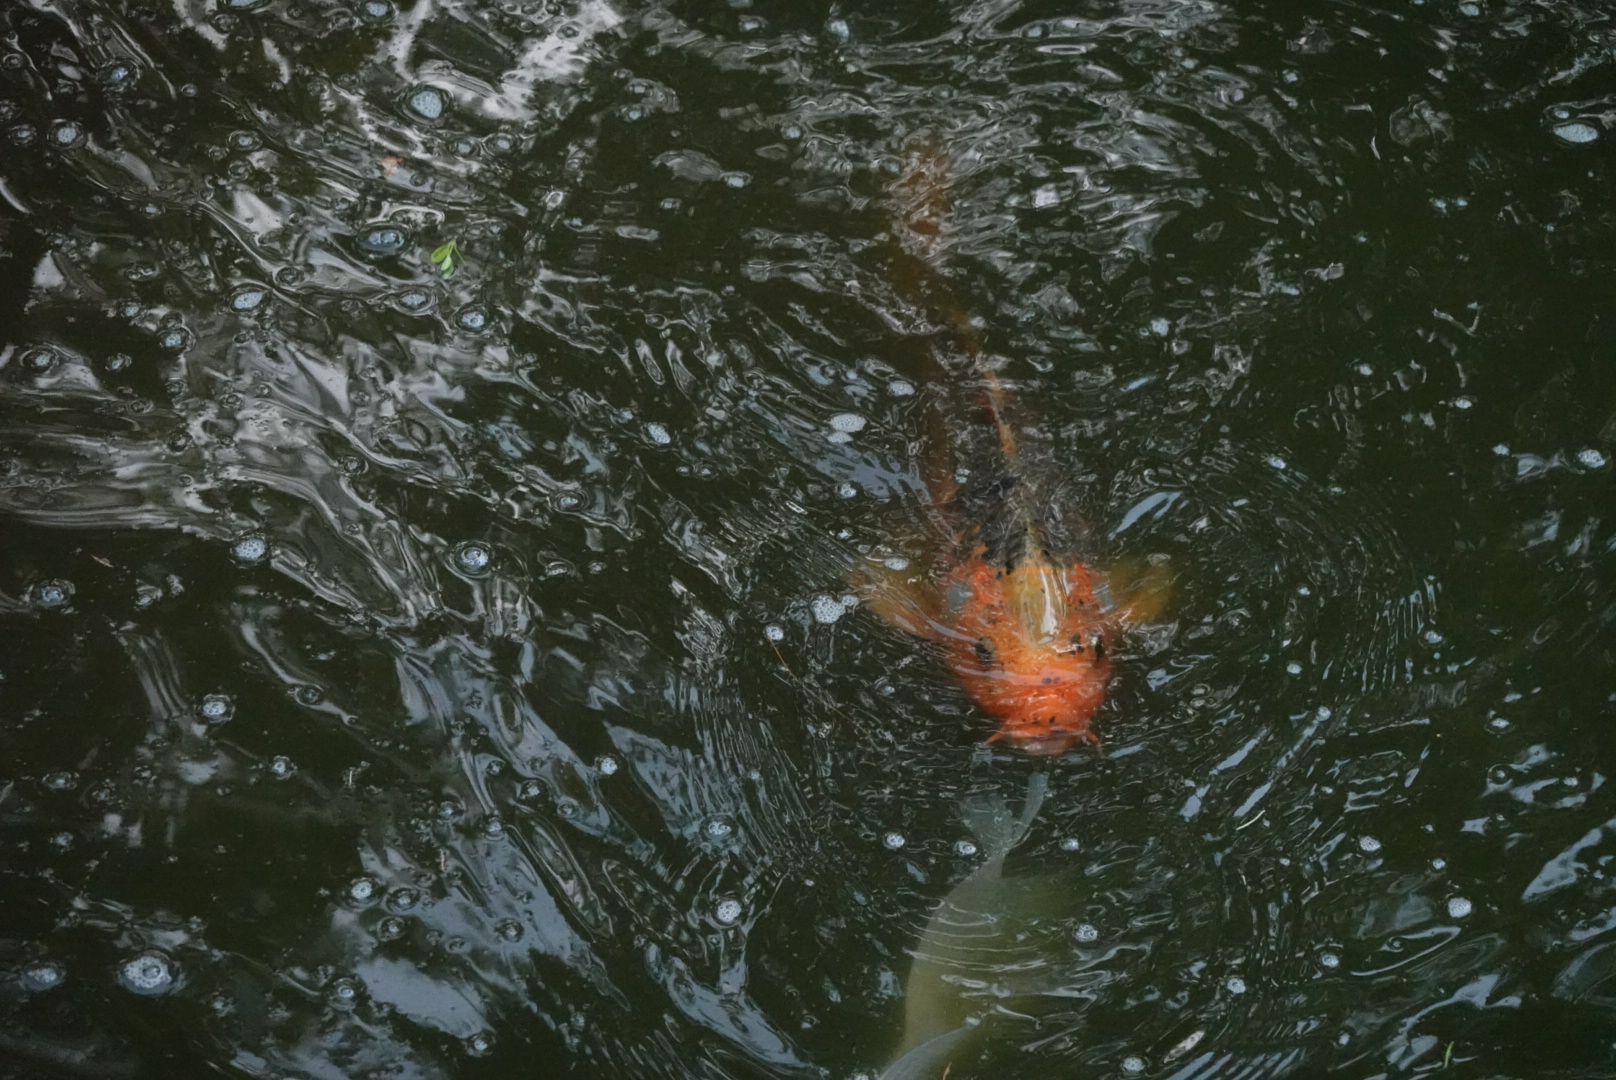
858,141,1168,755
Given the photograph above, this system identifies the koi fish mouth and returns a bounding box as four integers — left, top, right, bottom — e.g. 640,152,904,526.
990,727,1089,756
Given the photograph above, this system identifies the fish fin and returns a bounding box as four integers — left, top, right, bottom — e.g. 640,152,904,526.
1105,556,1174,624
855,559,945,640
1016,770,1049,834
880,1024,979,1080
960,771,1048,859
959,794,1017,856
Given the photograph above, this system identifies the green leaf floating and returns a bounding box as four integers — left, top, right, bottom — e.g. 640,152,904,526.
430,240,461,278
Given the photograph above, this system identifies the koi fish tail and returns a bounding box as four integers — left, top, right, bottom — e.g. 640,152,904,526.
891,134,1023,485
958,771,1049,858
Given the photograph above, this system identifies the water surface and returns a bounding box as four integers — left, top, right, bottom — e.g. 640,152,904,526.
1,1,1614,1077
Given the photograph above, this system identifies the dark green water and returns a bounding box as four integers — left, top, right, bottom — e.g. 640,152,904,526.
1,1,1614,1077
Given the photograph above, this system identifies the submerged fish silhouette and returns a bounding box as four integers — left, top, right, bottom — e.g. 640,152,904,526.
879,772,1049,1079
859,141,1168,754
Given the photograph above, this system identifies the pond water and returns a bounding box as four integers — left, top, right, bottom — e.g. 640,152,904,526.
1,1,1614,1078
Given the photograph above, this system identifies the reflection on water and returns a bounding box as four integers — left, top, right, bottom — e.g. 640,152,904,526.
1,0,1614,1076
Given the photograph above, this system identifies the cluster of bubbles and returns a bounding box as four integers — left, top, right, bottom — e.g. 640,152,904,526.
199,694,235,723
231,536,269,565
118,952,175,995
29,580,73,610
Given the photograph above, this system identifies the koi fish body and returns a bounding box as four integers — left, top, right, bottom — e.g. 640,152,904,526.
939,542,1112,755
859,138,1166,754
865,462,1120,755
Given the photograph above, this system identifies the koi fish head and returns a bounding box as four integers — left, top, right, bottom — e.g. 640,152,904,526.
941,553,1113,755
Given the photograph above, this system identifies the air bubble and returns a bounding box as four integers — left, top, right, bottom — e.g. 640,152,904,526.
118,952,175,995
387,887,420,911
157,327,193,352
231,535,269,564
22,347,60,373
456,307,489,332
41,770,78,791
48,120,83,148
828,412,867,434
1553,122,1599,145
99,61,138,88
347,876,380,905
30,580,73,610
231,288,266,312
405,86,447,122
357,225,410,256
811,595,845,624
329,978,360,1008
393,289,432,313
1446,896,1473,919
1074,923,1099,943
882,831,905,850
714,898,744,925
451,541,493,576
199,693,235,723
21,961,64,992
